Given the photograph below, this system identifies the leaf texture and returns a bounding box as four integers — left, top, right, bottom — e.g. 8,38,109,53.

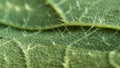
0,0,62,28
48,0,120,26
0,0,120,68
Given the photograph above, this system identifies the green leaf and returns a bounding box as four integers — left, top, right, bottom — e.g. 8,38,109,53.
0,0,120,68
48,0,120,25
0,0,62,29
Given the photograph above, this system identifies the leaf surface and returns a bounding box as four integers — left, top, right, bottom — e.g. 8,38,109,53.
0,0,120,68
0,0,62,29
48,0,120,26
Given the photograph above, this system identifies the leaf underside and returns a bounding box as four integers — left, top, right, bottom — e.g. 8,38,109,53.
0,0,120,68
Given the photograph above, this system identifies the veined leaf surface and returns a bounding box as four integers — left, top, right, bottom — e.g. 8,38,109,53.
0,0,120,68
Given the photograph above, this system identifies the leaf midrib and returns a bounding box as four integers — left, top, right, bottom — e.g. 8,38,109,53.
0,21,120,31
